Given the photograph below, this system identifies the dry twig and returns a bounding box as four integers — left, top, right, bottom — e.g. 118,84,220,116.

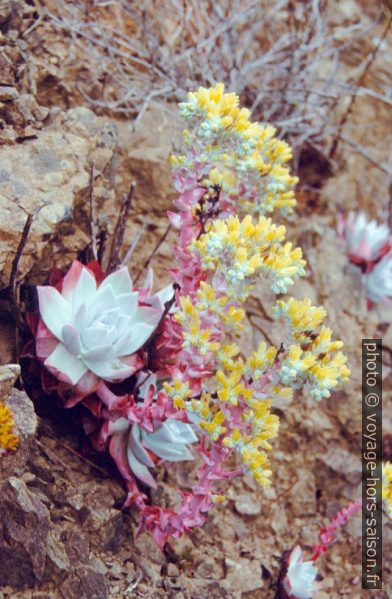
107,182,135,273
133,223,172,285
89,163,98,261
8,203,49,330
44,0,384,157
328,14,392,159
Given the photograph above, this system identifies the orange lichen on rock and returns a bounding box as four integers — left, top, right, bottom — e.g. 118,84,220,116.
0,401,19,454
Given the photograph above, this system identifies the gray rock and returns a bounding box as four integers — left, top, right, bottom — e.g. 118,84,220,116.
0,477,109,594
0,477,50,588
59,567,108,599
321,447,362,485
234,493,262,516
0,86,19,101
0,107,117,288
0,363,20,400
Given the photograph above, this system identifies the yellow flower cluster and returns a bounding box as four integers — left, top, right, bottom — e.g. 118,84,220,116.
189,383,280,488
220,388,280,488
245,342,278,381
198,404,227,441
170,274,281,487
0,402,19,454
274,297,326,343
163,379,192,410
382,461,392,518
175,296,221,358
192,214,305,296
216,369,252,406
274,298,350,399
176,82,298,216
168,84,351,492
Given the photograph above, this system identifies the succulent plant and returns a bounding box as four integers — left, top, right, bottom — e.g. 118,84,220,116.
36,260,171,390
282,546,318,599
363,251,392,304
340,211,390,265
108,415,197,488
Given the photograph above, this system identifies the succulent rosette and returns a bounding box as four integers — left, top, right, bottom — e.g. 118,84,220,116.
87,374,198,488
363,251,392,304
339,212,392,306
282,546,318,599
107,416,197,488
340,211,391,267
35,260,172,403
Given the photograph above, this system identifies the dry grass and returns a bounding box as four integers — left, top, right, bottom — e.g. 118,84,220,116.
42,0,391,164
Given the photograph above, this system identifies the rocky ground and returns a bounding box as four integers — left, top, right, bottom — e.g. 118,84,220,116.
0,1,391,598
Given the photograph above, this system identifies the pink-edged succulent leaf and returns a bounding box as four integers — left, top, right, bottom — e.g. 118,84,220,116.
35,260,168,389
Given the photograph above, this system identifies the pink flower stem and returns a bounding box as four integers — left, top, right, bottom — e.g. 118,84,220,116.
124,435,241,549
310,498,362,561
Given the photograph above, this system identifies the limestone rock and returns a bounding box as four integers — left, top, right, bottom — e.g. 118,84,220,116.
114,105,181,216
0,106,117,288
287,471,317,516
0,363,20,400
59,567,108,599
6,388,37,444
0,86,19,101
67,485,126,553
320,447,362,485
0,93,49,128
234,493,262,516
224,556,264,593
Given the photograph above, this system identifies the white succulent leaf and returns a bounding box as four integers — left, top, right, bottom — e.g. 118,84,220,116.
108,417,129,435
363,251,392,303
37,261,164,386
283,546,318,599
122,419,197,487
344,212,390,262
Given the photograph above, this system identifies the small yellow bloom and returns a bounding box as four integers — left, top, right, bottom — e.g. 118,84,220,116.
383,462,392,518
0,402,19,454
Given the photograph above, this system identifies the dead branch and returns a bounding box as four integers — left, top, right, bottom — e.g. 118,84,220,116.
44,0,378,152
133,223,172,286
107,182,135,273
89,163,98,261
8,203,49,330
340,136,392,176
122,221,147,268
328,14,392,159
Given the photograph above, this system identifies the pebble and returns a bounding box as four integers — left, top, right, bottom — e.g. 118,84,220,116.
167,563,179,577
234,494,261,516
0,86,19,101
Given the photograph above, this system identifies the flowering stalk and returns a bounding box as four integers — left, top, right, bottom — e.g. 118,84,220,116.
310,498,362,561
131,84,349,543
281,499,362,599
128,438,240,548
